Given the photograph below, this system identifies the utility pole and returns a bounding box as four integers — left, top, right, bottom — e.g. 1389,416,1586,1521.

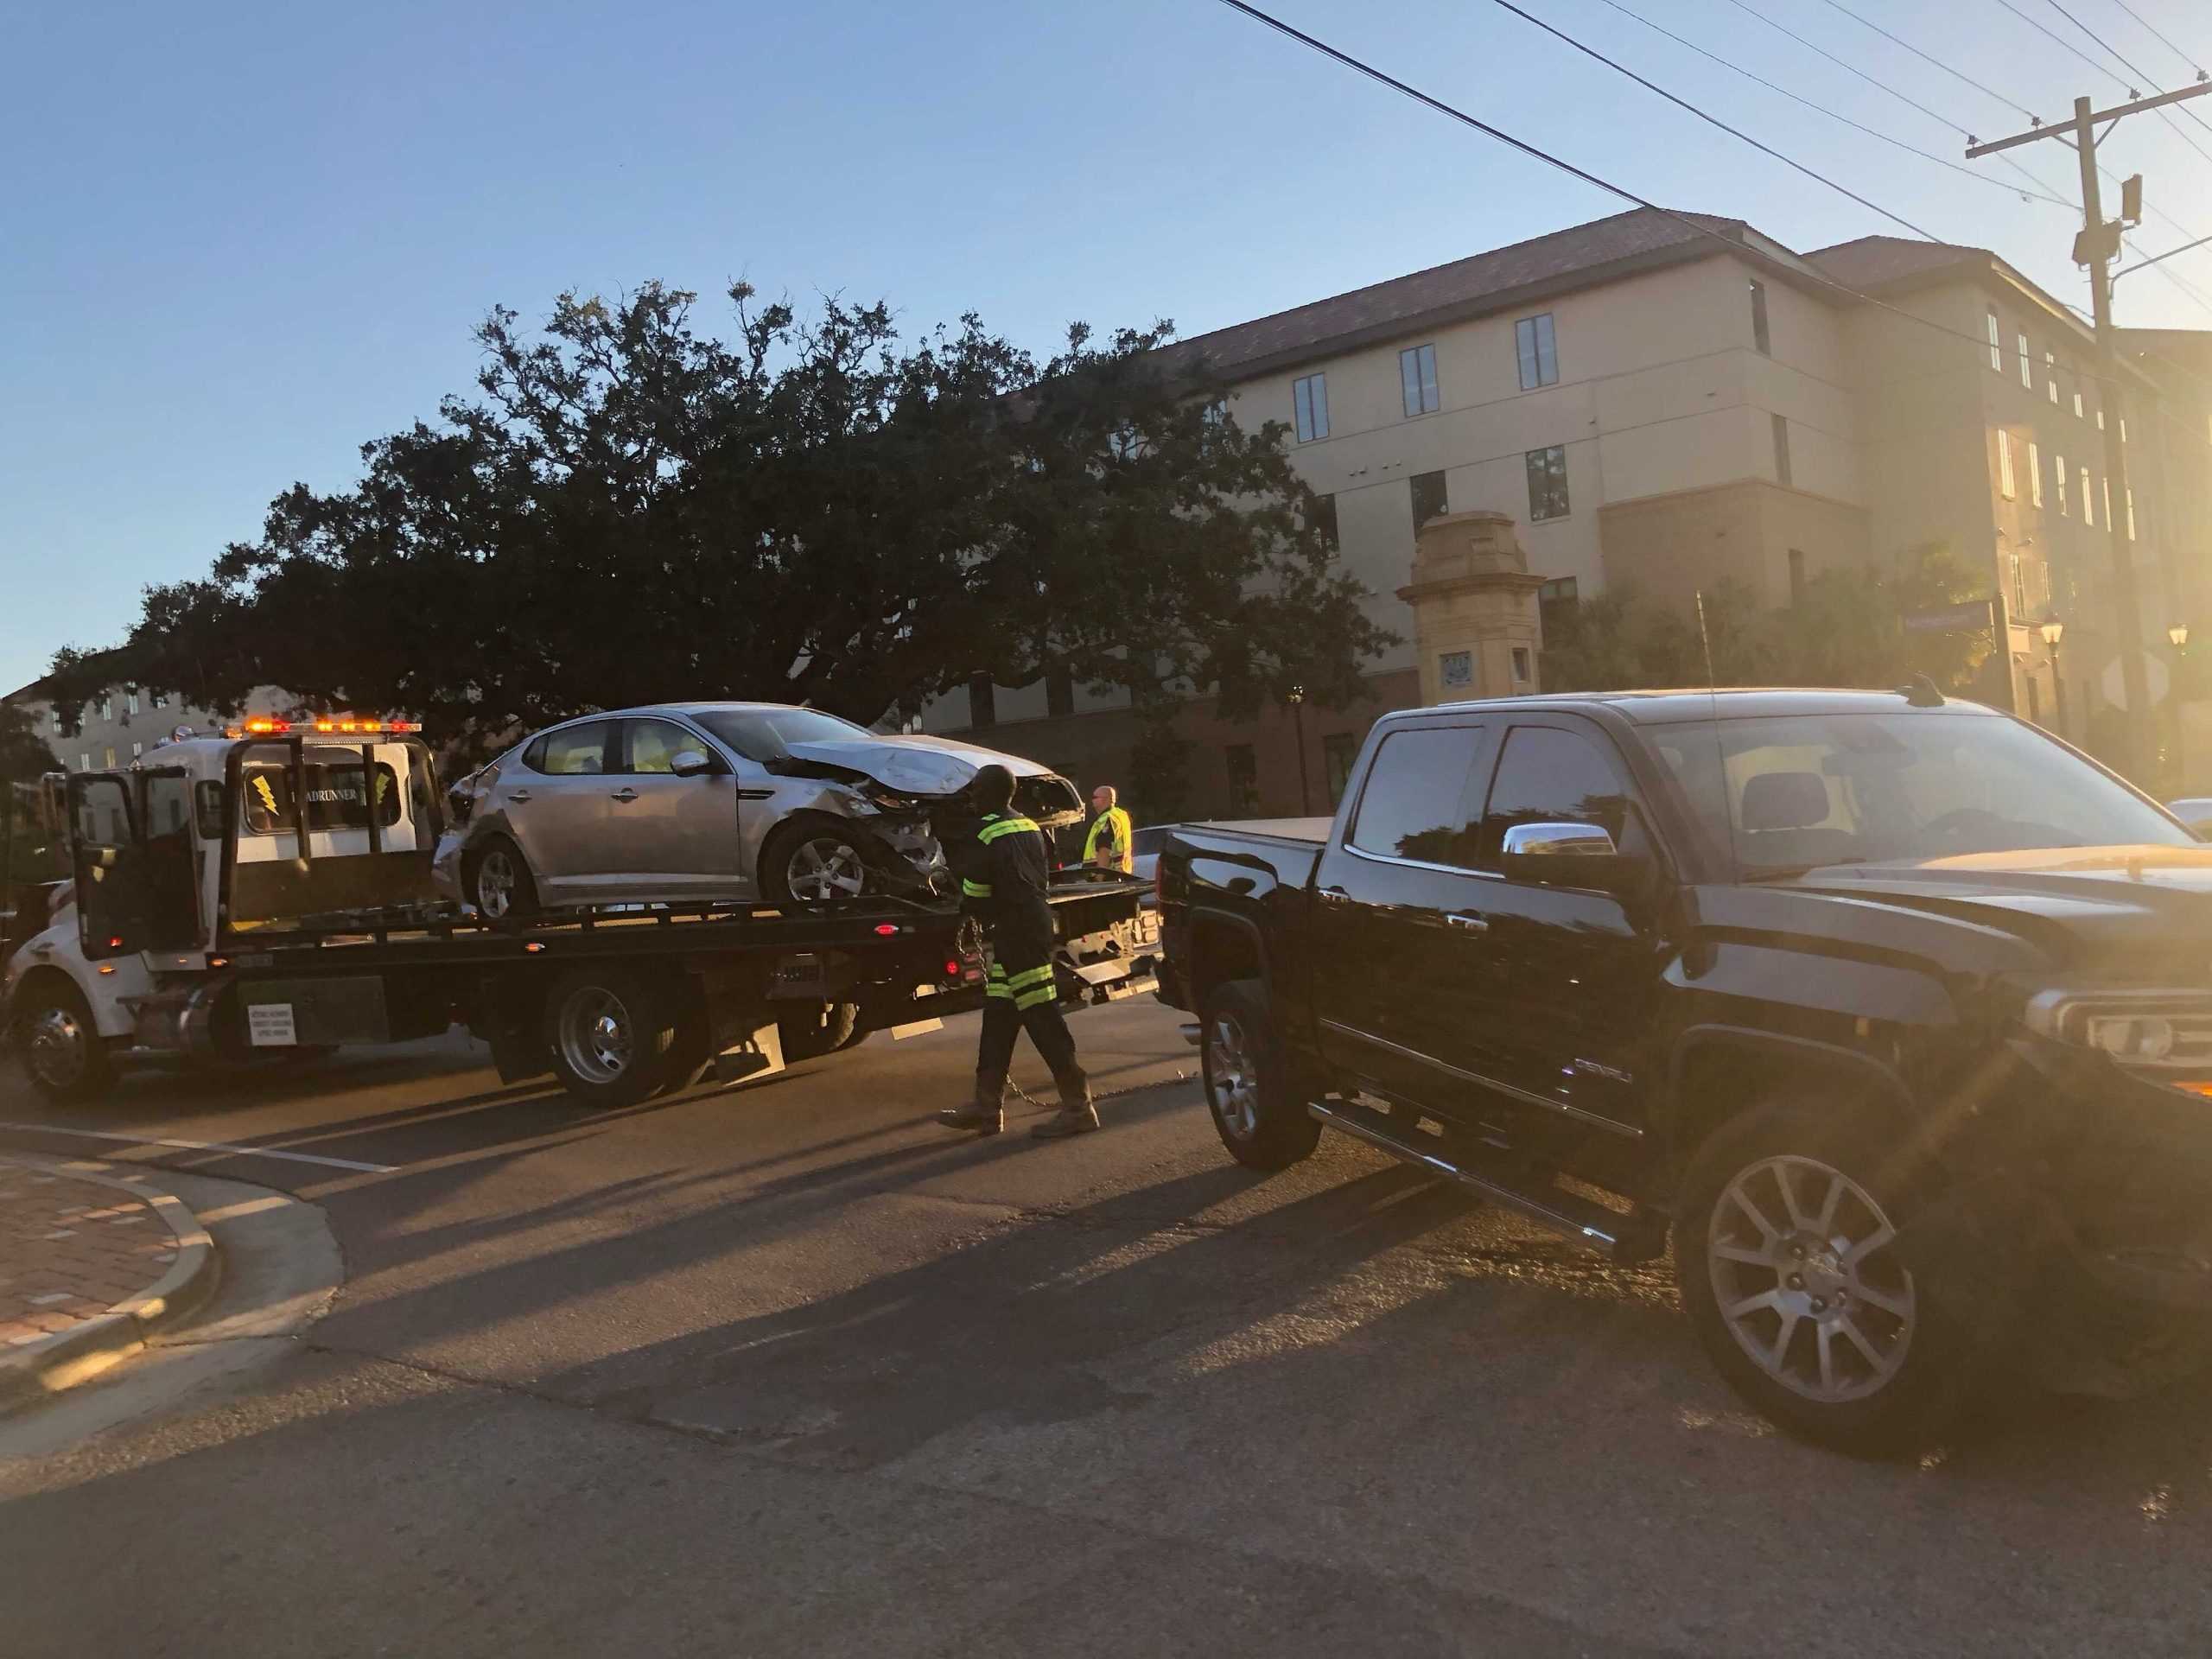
1967,84,2209,781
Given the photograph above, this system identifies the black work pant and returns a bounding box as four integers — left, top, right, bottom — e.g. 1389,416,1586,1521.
976,955,1078,1080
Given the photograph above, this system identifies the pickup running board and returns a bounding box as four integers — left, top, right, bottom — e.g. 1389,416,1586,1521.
1308,1098,1665,1264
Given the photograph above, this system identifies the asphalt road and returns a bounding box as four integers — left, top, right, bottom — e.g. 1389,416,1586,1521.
3,1001,2211,1656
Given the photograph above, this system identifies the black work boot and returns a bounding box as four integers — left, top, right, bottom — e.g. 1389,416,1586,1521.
1031,1069,1100,1140
938,1071,1006,1135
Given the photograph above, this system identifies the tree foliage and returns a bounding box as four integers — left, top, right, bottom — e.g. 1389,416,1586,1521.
0,698,59,783
48,286,1390,756
1542,547,1990,695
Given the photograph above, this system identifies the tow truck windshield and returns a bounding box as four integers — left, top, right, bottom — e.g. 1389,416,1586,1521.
1649,711,2194,875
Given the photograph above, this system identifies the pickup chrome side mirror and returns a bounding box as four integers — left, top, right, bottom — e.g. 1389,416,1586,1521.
671,750,715,778
1501,822,1617,859
1500,821,1632,890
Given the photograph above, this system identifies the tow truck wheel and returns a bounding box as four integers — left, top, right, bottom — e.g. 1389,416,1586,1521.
467,836,539,923
1199,979,1321,1171
14,977,115,1103
543,967,678,1108
777,1001,861,1063
1676,1101,2009,1456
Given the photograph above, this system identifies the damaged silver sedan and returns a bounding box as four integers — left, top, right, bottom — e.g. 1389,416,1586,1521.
433,702,1084,917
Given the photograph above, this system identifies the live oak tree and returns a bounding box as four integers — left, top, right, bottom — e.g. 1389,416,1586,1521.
49,285,1390,758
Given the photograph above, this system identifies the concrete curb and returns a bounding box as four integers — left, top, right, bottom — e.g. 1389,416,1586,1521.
0,1158,222,1414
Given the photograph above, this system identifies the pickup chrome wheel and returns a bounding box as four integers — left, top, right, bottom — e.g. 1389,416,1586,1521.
1207,1014,1261,1141
1198,979,1321,1171
1678,1102,2006,1456
1707,1155,1916,1406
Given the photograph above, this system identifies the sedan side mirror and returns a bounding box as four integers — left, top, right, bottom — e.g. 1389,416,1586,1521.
1500,821,1629,887
671,750,715,779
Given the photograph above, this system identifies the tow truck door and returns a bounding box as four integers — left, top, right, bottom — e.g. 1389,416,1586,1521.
68,768,202,962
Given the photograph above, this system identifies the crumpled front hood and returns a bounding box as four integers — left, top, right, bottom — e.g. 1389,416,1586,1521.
779,734,1084,825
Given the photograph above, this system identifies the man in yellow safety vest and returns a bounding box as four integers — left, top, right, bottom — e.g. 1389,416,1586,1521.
1083,785,1133,874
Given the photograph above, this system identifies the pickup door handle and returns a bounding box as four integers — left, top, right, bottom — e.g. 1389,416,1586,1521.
610,788,639,803
1318,886,1351,906
1447,912,1490,932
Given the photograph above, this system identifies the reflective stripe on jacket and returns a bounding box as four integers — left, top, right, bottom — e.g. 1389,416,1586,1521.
1084,806,1133,873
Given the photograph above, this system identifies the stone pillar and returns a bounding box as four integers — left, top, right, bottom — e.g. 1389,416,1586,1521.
1395,510,1548,705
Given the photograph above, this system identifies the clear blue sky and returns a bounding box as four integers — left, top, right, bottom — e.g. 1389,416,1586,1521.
8,0,2212,696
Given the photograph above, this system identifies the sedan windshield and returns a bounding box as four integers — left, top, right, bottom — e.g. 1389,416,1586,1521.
1648,711,2193,875
692,707,873,764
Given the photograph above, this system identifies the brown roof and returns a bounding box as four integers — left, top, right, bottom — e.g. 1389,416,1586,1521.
1802,234,1986,289
1162,207,1770,382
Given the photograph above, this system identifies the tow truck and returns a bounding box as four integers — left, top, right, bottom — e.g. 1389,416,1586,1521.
3,720,1157,1105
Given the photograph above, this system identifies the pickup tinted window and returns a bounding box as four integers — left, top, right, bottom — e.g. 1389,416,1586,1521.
1349,725,1484,868
1479,726,1637,864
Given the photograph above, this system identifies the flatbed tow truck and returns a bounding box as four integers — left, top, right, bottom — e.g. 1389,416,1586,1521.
3,721,1157,1106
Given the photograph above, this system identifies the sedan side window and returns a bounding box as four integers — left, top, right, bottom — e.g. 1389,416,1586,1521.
1347,726,1486,869
622,719,697,775
1478,726,1644,868
540,722,612,775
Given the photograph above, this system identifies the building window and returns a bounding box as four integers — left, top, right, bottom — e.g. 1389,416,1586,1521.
1788,548,1807,604
131,741,143,760
1525,445,1570,520
2018,333,2032,389
2105,476,2115,533
48,708,60,734
1410,470,1448,526
79,753,90,772
2074,388,2085,419
1399,344,1440,416
1750,279,1770,355
2096,407,2106,431
1538,575,1580,639
99,696,112,720
1986,308,2002,372
1046,665,1074,719
1439,650,1474,689
103,746,117,768
1224,744,1259,815
1516,314,1559,390
1293,373,1329,442
2055,454,2069,515
1997,430,2016,499
1771,413,1793,486
2028,440,2043,507
2047,352,2058,404
1510,645,1532,685
1310,493,1339,550
2126,486,2138,540
2010,553,2028,620
2120,416,2128,442
967,673,996,729
1323,733,1359,808
126,689,140,715
2082,467,2094,526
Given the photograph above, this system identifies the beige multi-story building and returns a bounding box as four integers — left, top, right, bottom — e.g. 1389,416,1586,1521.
924,207,2210,817
4,680,293,772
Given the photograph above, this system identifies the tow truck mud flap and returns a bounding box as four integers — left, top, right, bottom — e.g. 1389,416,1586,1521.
240,976,391,1046
711,1021,787,1086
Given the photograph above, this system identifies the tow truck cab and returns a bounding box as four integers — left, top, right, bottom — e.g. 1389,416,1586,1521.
4,721,444,1078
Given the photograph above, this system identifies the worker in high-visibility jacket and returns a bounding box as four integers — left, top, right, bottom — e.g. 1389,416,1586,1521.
937,764,1098,1140
1083,785,1134,874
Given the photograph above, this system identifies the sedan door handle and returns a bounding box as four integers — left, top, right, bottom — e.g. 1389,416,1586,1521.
1447,912,1490,932
610,788,639,803
1318,886,1351,906
506,790,531,804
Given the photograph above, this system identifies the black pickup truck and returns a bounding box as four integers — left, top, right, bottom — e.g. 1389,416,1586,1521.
1157,689,2212,1452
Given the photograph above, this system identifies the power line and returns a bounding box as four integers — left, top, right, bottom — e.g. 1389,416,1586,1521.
1815,0,2037,119
2043,0,2212,142
1986,0,2212,168
1485,0,1942,237
2104,0,2206,75
1205,0,2196,393
1579,0,2073,207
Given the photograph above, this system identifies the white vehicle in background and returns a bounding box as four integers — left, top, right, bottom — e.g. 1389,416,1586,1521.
2168,798,2212,838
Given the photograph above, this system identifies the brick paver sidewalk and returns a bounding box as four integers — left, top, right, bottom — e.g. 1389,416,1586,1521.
0,1165,181,1350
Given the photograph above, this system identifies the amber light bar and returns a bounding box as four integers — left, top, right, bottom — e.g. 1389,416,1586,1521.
224,716,424,736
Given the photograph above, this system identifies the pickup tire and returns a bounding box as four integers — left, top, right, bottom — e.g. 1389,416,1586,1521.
1675,1100,2005,1456
543,966,680,1108
1199,979,1321,1170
